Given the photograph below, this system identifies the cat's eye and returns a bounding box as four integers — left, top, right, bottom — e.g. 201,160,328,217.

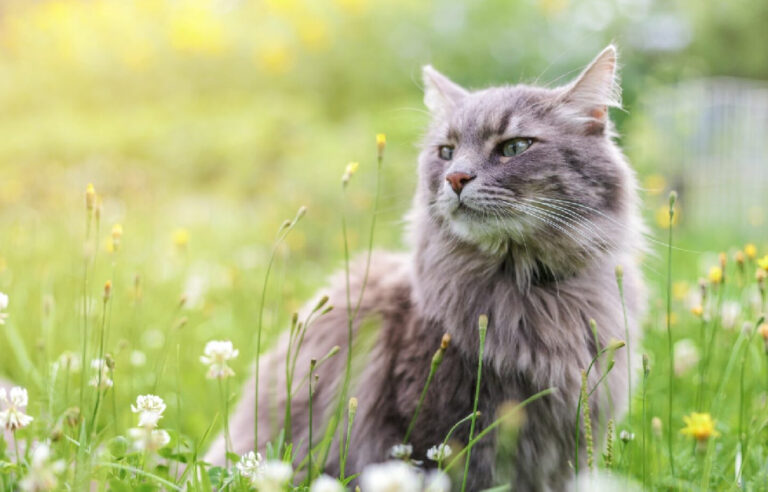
438,145,454,161
500,138,533,157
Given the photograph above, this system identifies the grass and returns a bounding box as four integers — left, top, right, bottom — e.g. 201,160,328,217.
1,132,767,490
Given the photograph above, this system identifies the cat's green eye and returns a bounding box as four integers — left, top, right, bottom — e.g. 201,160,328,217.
501,138,533,157
438,145,454,161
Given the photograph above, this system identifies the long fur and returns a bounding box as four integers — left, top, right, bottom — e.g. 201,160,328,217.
207,46,646,491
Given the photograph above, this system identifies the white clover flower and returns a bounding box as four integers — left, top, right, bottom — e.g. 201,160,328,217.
360,460,421,492
236,451,263,482
389,443,413,460
89,359,113,389
251,460,293,492
673,339,699,376
0,386,34,431
200,340,239,379
55,352,81,373
131,394,166,429
426,443,452,462
127,427,170,452
19,443,65,491
423,470,451,492
310,474,344,492
0,291,8,325
619,430,636,443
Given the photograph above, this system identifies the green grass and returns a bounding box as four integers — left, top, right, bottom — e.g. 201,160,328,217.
1,2,768,489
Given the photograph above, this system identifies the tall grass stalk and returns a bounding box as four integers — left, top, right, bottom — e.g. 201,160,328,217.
89,282,112,438
403,333,450,443
461,315,488,492
339,397,358,480
322,137,384,468
642,353,649,489
665,191,677,478
573,338,624,473
254,205,306,449
308,359,317,484
444,387,555,473
615,265,633,470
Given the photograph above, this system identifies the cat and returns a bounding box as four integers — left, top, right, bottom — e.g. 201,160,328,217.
206,45,646,491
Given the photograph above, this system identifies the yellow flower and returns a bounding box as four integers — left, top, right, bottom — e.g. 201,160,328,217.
111,223,123,252
708,266,723,285
173,228,189,249
744,243,757,260
341,161,360,187
85,183,96,211
758,255,768,272
690,305,703,318
759,323,768,341
376,133,386,157
680,412,720,441
345,162,359,175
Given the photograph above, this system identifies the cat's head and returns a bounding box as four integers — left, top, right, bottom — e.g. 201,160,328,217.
416,46,635,266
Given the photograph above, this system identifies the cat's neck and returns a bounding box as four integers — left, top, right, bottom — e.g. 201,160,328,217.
407,207,630,376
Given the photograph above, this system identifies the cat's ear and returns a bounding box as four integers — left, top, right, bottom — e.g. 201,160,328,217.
559,45,621,133
422,65,468,118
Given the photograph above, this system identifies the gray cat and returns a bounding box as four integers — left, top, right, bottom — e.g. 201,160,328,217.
206,45,646,491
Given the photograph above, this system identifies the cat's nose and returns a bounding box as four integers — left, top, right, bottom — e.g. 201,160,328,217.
445,172,476,196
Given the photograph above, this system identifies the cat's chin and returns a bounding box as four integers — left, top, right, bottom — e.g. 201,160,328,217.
442,207,523,256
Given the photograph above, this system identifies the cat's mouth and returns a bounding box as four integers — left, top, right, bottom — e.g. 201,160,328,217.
452,201,494,220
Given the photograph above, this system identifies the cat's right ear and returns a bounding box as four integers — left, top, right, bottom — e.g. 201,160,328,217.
422,65,467,118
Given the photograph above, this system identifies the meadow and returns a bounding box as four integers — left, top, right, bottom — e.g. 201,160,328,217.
1,0,768,490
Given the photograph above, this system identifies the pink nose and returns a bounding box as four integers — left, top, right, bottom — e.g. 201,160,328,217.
446,172,475,195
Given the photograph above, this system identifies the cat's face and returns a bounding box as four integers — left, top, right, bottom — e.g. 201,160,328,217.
418,46,631,259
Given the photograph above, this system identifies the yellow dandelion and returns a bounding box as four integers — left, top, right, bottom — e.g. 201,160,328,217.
691,305,703,318
173,228,189,249
744,243,757,260
708,266,723,285
680,412,720,442
757,255,768,272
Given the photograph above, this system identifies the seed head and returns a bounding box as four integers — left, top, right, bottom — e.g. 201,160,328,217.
376,133,386,158
85,183,96,211
103,280,112,301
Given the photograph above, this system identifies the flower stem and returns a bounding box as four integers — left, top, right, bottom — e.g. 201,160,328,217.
666,191,677,478
461,315,488,492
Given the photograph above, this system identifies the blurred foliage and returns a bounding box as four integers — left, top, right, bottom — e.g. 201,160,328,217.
0,0,767,466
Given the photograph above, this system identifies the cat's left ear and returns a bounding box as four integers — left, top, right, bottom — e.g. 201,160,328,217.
559,45,621,133
422,65,468,118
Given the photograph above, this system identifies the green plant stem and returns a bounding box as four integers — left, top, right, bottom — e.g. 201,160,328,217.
254,208,304,450
665,202,676,479
403,346,444,444
308,360,317,484
444,388,555,473
89,297,110,438
321,151,383,469
461,316,488,492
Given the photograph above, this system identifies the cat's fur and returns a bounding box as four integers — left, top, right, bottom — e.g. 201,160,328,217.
206,46,645,490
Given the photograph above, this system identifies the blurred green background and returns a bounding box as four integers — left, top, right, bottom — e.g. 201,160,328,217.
0,0,767,441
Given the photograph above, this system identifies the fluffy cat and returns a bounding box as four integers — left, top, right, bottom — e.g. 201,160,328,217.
206,45,646,491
